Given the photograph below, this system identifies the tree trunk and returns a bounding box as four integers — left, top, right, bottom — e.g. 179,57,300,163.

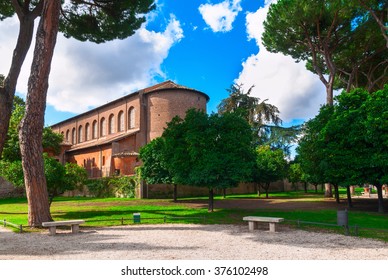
314,184,318,193
173,184,177,202
208,188,214,212
324,183,333,198
265,183,270,199
303,182,307,193
19,0,61,227
222,188,226,198
346,186,353,208
333,184,340,204
0,15,36,156
376,183,385,213
254,182,260,197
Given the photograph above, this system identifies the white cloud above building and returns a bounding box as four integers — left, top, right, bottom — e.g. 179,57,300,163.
236,1,326,122
0,14,183,115
198,0,242,32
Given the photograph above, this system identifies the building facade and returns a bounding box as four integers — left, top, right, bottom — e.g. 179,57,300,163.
51,81,209,178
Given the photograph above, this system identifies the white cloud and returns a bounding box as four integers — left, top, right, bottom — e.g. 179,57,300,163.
236,1,326,122
0,14,183,115
199,0,242,32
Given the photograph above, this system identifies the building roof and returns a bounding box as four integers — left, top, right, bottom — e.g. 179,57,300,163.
51,80,209,128
66,129,140,152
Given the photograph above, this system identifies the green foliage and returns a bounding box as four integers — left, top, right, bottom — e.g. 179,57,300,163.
42,127,64,155
288,163,303,185
1,96,63,161
109,176,136,198
1,96,25,161
139,137,173,185
0,160,24,188
0,1,14,20
85,178,112,198
163,109,255,190
217,83,300,155
253,145,288,197
263,0,387,93
161,109,255,210
86,176,136,198
297,86,388,212
59,0,156,43
64,162,88,191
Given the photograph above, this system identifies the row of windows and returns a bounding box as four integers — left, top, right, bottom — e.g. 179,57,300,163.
64,107,136,144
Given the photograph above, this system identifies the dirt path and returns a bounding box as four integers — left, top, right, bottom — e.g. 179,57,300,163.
1,224,387,260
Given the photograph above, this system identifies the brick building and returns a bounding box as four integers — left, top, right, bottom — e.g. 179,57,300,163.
51,81,209,178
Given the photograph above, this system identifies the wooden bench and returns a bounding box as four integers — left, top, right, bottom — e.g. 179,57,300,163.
42,220,85,235
243,216,284,233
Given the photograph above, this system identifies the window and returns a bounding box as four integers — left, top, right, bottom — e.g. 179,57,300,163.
128,107,135,129
118,111,124,132
109,114,115,134
85,123,90,141
72,128,76,144
78,125,83,143
66,130,70,142
100,118,106,136
92,120,98,139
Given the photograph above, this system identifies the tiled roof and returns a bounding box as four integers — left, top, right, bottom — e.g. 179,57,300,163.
112,151,140,158
66,129,140,152
52,80,208,128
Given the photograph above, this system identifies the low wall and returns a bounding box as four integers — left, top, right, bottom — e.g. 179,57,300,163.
144,180,294,199
0,177,25,198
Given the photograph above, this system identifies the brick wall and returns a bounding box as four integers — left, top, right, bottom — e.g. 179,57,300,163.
0,177,24,198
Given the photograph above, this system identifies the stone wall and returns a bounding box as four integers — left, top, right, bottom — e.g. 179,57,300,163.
0,177,24,198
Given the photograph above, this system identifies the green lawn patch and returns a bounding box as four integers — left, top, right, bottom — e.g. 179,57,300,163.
0,195,387,241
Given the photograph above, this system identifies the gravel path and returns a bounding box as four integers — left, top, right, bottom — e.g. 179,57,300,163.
1,224,387,260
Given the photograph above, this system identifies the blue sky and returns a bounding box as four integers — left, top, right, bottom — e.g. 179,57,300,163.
0,0,326,128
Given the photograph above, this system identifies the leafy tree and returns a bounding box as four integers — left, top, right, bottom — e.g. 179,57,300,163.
358,0,388,48
0,160,24,188
218,83,300,155
0,154,88,206
0,0,156,157
263,0,357,105
1,96,25,161
162,109,255,211
253,146,288,199
1,95,63,162
1,0,155,227
298,87,388,212
288,162,308,192
296,106,333,196
139,137,179,201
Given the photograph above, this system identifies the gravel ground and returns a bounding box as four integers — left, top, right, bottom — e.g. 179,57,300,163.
1,224,387,260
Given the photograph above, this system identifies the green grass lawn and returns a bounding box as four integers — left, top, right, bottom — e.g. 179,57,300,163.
1,192,387,241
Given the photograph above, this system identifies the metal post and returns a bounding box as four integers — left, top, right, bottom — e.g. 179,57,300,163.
3,219,6,227
19,224,22,233
121,217,124,225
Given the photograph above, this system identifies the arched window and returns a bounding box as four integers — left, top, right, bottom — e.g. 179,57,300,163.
118,111,124,132
109,114,115,134
85,123,90,141
128,107,135,129
72,128,76,144
100,118,106,137
78,125,83,143
66,130,70,142
92,120,98,139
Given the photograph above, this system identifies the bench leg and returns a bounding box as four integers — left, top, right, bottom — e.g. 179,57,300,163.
248,221,258,231
269,223,276,232
71,224,80,234
48,226,56,236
